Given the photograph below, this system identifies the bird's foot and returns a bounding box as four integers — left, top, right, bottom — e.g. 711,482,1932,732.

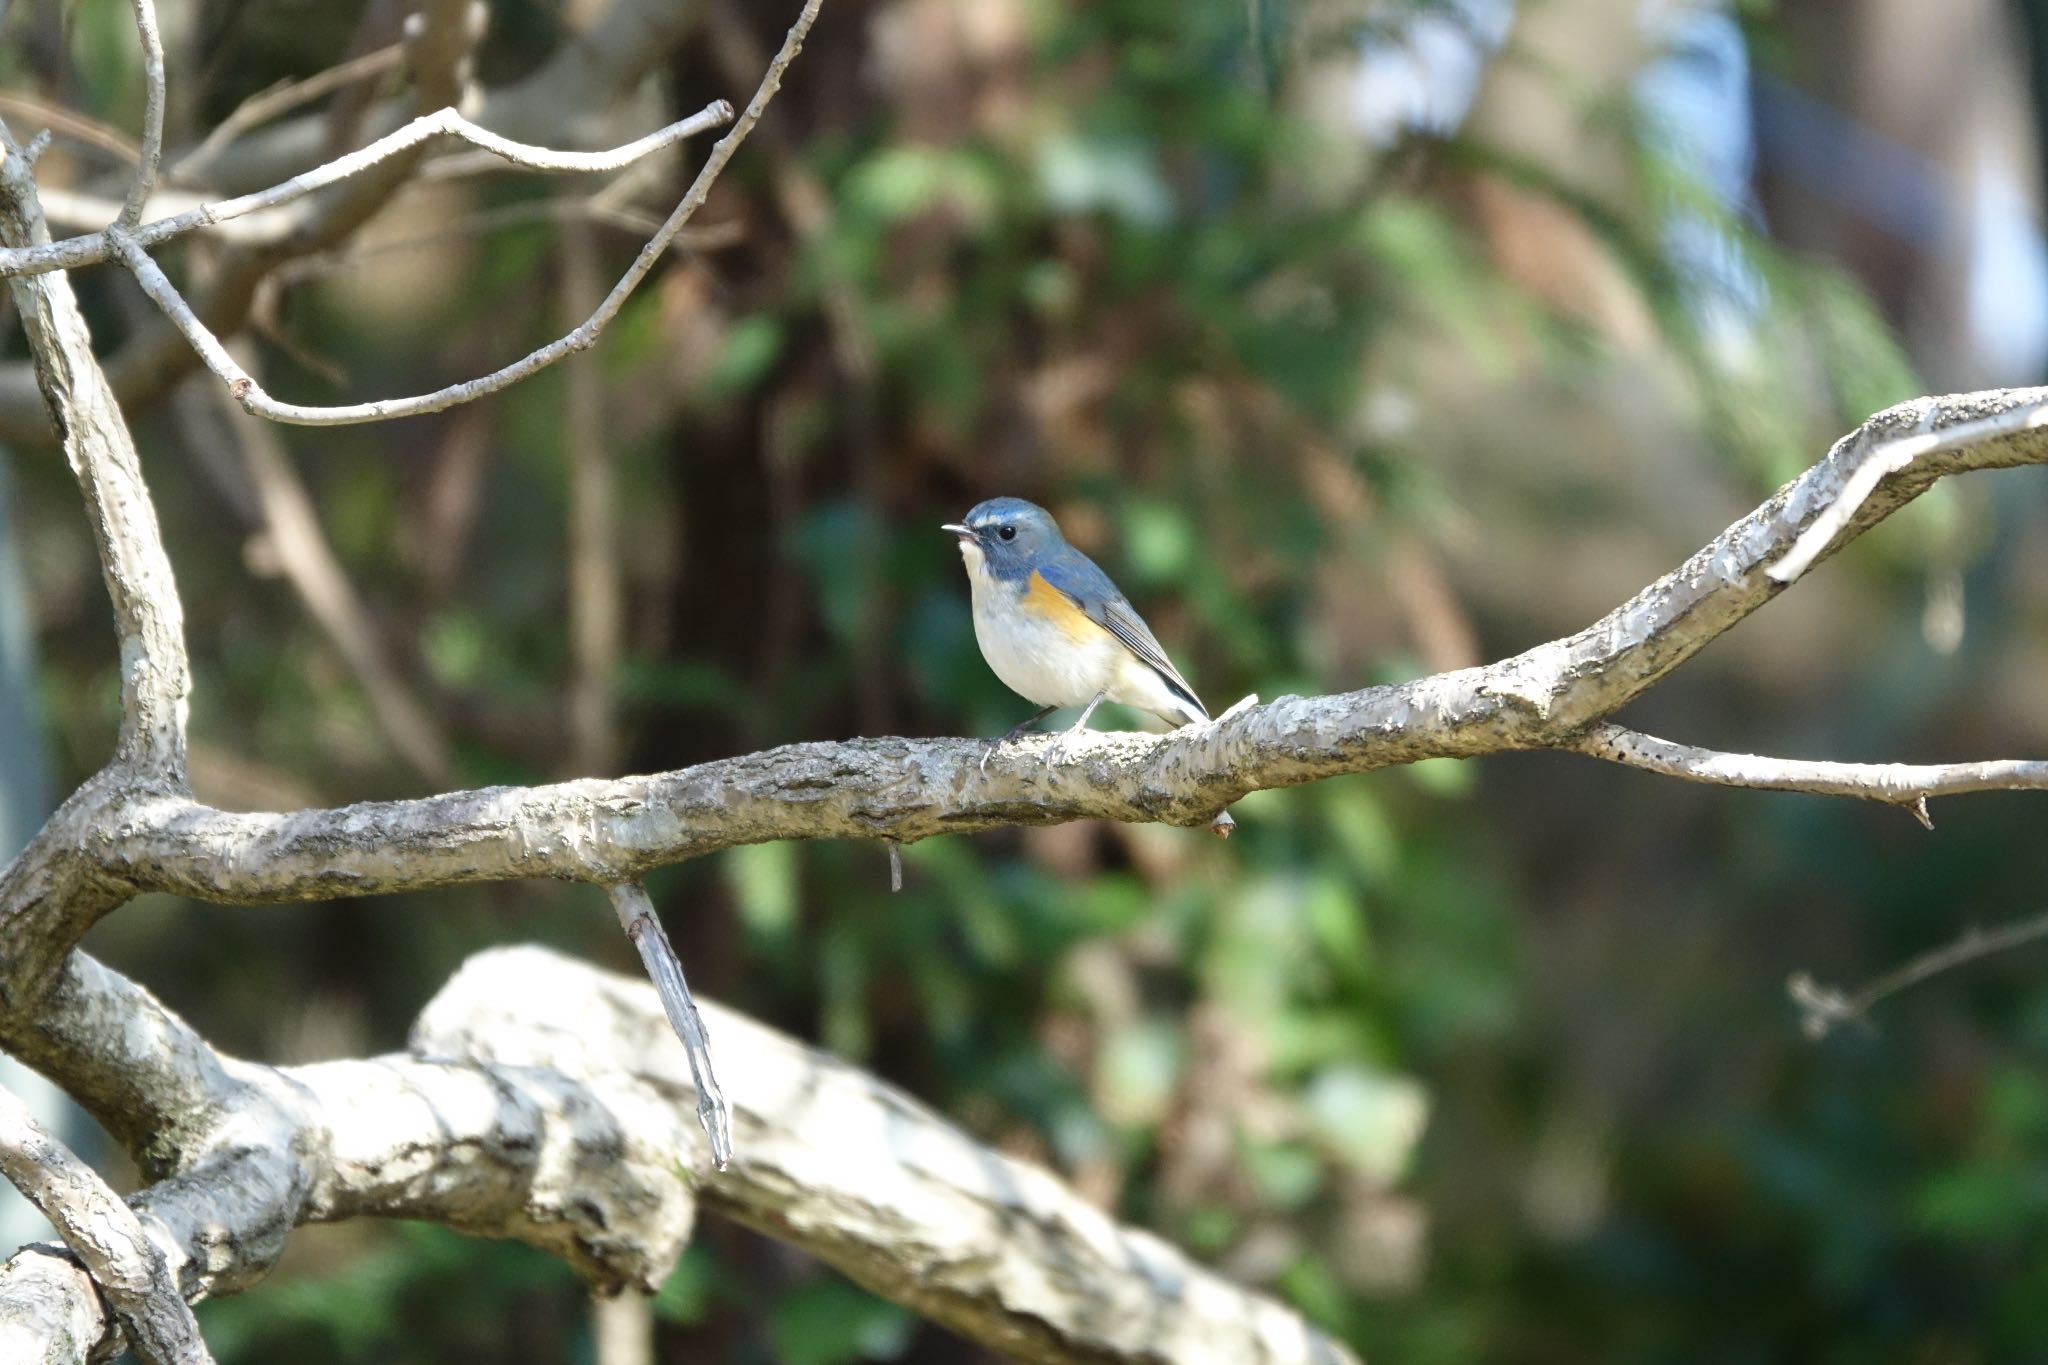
1042,728,1088,769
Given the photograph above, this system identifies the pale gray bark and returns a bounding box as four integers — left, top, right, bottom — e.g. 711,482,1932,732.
1,943,1361,1365
0,1080,209,1364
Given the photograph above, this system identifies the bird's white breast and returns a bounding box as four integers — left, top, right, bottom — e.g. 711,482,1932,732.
960,545,1118,709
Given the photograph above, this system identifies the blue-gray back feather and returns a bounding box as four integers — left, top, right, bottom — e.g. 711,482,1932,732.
1037,547,1207,720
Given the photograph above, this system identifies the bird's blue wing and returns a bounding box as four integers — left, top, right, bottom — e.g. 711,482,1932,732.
1038,547,1206,718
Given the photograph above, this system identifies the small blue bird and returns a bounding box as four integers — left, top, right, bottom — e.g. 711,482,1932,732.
944,497,1209,764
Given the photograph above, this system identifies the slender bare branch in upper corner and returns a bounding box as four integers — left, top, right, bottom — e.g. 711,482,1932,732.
104,0,821,427
0,101,736,279
0,1082,212,1364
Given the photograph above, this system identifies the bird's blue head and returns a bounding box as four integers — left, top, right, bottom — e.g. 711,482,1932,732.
942,497,1066,581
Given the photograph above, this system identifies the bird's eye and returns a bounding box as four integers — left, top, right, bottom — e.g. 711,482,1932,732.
998,525,1017,541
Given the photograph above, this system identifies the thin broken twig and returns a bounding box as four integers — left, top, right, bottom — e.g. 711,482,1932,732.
606,882,732,1170
1789,908,2048,1040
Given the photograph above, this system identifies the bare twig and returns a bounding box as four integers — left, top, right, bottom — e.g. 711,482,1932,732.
1573,723,2048,816
116,0,168,229
0,1081,210,1364
107,0,822,427
0,0,746,448
1789,909,2048,1040
0,95,140,165
0,0,491,451
605,883,731,1170
171,44,406,183
0,100,736,278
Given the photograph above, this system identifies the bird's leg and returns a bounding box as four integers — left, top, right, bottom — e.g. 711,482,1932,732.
1045,691,1107,767
980,704,1057,773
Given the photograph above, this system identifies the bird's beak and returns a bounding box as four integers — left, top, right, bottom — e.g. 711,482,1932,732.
941,523,977,544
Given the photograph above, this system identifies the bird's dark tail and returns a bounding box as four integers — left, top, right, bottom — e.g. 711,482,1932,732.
1155,683,1208,730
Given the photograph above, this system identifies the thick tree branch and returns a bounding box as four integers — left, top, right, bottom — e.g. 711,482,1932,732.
429,948,1362,1365
0,946,1352,1365
1767,397,2048,584
0,388,2030,978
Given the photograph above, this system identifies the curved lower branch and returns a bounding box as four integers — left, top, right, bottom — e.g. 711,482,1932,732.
424,947,1360,1365
0,946,1352,1365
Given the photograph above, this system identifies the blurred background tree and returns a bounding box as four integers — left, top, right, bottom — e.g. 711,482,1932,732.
6,0,2048,1359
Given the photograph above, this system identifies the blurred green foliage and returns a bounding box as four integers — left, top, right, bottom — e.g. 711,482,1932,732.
7,0,2048,1361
